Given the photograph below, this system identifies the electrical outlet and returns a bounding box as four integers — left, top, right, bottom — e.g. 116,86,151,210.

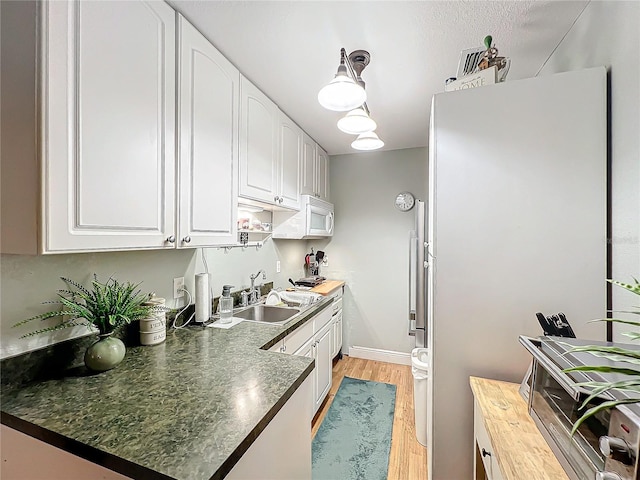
173,277,185,299
276,260,281,273
321,256,329,267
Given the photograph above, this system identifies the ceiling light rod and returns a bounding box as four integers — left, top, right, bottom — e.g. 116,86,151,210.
342,48,371,116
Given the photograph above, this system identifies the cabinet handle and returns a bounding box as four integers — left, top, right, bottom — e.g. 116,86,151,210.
481,448,491,458
279,197,284,204
274,195,279,202
183,236,191,244
166,235,176,244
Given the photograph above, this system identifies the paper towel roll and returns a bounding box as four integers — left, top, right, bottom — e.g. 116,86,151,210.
195,273,211,322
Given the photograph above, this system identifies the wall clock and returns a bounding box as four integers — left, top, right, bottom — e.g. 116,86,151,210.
395,192,415,211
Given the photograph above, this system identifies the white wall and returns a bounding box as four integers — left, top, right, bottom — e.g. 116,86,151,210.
538,1,640,341
309,147,428,356
196,240,309,297
1,239,307,359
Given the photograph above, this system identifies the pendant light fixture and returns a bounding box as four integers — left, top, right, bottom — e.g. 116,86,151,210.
351,131,385,151
337,107,377,135
317,49,366,112
318,48,383,150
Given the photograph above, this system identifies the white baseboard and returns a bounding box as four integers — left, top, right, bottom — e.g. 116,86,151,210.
348,346,413,366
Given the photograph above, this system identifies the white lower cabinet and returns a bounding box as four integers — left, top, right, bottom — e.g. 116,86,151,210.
313,321,333,413
2,377,313,480
473,399,505,480
227,376,312,480
274,306,334,415
332,310,343,358
1,425,129,479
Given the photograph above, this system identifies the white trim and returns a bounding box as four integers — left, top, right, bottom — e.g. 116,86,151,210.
348,346,413,366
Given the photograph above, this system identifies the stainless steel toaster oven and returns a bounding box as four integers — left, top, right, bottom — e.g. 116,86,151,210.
520,336,640,480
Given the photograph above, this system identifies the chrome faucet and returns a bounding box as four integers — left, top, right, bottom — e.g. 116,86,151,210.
249,269,266,304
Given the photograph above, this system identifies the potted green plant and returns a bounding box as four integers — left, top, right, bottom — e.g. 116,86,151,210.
13,275,157,372
564,278,640,434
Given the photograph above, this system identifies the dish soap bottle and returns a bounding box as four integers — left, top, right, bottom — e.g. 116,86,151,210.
219,285,234,324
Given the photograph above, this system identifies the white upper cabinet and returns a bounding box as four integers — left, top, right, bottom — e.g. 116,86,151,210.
177,16,238,247
44,0,177,252
316,146,330,202
239,76,279,205
301,135,330,202
1,1,323,254
239,76,305,210
301,134,317,198
278,112,302,210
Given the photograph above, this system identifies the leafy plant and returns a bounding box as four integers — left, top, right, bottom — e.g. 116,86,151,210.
13,275,157,337
564,278,640,434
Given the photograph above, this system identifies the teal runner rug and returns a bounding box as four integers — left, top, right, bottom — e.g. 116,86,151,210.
312,376,397,480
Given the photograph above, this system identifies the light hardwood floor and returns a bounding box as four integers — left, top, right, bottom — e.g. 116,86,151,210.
312,355,428,480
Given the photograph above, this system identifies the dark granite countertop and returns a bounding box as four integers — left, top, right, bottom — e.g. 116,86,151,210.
1,298,333,480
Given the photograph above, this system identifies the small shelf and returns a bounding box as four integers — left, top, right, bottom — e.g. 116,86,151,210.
215,232,272,252
238,229,272,235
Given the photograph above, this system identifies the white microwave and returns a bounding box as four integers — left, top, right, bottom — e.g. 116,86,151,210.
272,195,334,239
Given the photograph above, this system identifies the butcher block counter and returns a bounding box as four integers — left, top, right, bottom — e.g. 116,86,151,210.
470,376,569,480
310,280,345,296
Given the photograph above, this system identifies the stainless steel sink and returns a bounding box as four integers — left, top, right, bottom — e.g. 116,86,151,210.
234,305,300,324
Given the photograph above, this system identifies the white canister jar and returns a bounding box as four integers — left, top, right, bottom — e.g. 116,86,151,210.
140,296,166,345
139,329,166,346
139,316,165,333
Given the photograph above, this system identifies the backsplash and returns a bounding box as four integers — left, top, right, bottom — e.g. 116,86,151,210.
0,334,96,388
0,282,279,387
1,240,308,360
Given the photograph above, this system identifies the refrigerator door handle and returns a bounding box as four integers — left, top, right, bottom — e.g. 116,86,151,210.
415,201,426,332
409,230,418,336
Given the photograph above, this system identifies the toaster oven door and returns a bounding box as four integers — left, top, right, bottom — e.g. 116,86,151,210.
529,352,609,479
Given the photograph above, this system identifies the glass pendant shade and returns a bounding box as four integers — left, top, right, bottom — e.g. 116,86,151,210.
337,108,377,134
318,67,367,112
351,131,384,151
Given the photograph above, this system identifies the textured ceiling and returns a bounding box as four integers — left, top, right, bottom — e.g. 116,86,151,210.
168,1,588,155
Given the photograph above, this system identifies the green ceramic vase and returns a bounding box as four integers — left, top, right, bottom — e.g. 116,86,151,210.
84,334,126,372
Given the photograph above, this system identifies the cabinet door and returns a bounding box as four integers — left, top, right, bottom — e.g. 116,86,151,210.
331,312,343,358
294,337,315,419
301,134,316,197
177,16,238,247
44,1,176,252
269,340,285,353
331,316,338,358
294,337,314,358
314,322,333,413
278,112,301,210
337,312,343,354
239,76,279,204
316,146,330,201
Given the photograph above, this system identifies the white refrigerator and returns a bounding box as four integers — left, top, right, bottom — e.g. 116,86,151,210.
426,67,608,479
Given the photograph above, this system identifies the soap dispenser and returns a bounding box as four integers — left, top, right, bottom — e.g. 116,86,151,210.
219,285,234,324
